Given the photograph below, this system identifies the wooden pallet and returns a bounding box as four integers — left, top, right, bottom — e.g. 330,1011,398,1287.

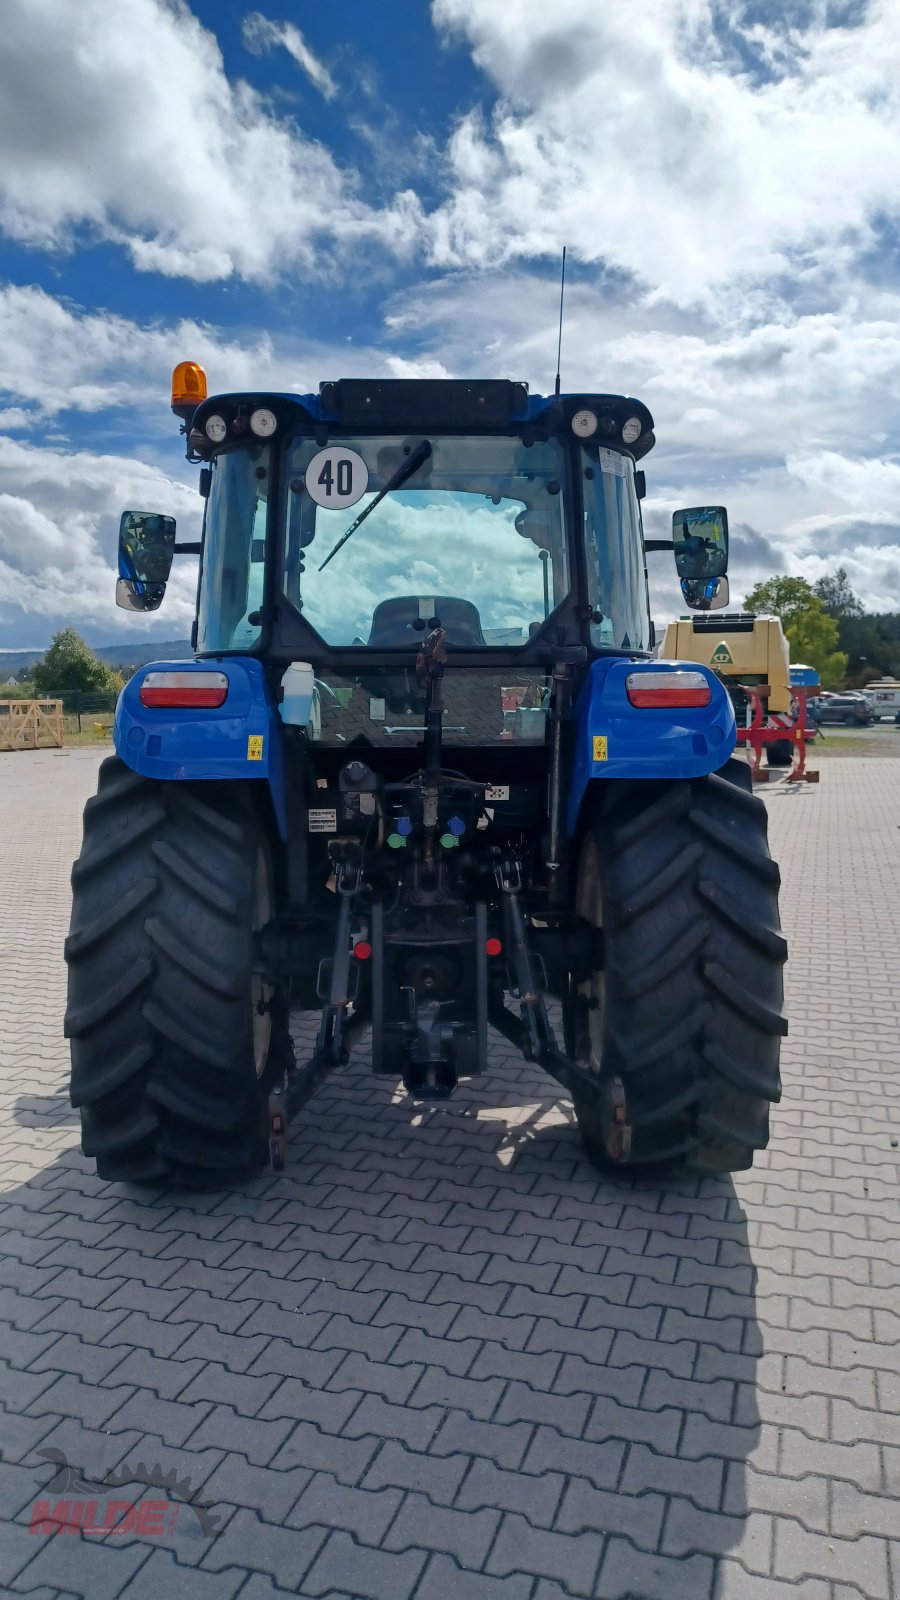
0,699,64,750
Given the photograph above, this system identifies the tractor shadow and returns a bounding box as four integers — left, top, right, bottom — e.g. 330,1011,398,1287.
12,1085,79,1131
0,1017,763,1596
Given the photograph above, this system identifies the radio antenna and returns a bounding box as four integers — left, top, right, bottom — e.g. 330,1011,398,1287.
554,246,567,396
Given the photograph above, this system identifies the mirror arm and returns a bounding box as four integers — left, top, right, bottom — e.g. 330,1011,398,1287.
643,539,675,552
174,542,202,554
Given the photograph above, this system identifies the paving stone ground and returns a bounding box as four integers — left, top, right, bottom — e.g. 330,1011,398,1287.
0,745,898,1600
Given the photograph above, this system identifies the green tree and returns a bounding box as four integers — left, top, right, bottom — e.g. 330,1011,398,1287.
32,629,124,697
839,612,900,679
744,575,817,627
744,575,848,687
813,567,863,619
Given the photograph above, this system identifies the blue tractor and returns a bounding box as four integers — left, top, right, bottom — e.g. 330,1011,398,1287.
65,367,786,1184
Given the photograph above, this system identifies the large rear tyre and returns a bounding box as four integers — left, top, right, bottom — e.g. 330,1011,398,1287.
65,757,289,1185
570,757,785,1176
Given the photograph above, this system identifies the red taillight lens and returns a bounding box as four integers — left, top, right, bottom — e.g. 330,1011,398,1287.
625,670,711,709
139,671,228,709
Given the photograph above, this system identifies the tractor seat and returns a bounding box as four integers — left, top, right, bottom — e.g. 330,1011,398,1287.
367,596,486,648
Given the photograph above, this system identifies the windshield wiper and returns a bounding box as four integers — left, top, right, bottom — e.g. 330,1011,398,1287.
318,438,432,572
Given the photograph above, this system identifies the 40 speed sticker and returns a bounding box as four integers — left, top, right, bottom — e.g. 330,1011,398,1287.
304,447,369,511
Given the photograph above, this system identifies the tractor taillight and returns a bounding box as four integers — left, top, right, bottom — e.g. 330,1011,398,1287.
625,670,711,709
139,671,229,709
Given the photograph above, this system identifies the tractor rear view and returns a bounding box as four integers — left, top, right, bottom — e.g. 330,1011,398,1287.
65,370,786,1186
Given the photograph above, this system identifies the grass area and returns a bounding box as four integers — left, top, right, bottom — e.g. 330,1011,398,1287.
61,715,114,747
808,725,900,759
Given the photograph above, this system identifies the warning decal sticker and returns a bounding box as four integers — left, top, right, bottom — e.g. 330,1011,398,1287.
593,735,608,761
247,735,264,760
308,808,337,833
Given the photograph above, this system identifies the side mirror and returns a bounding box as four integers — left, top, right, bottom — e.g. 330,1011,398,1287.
681,575,730,610
672,506,728,579
117,510,176,608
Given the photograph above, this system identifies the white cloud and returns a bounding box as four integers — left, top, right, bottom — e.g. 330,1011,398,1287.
380,264,900,612
0,407,32,430
0,283,451,424
242,11,337,100
2,0,896,317
0,434,199,636
3,270,900,639
429,0,900,307
0,0,418,283
380,267,900,461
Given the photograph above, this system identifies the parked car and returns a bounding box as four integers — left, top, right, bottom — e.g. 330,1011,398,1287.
863,681,900,723
815,693,874,727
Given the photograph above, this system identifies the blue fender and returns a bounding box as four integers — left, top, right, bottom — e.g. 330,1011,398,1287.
566,657,736,835
114,657,287,838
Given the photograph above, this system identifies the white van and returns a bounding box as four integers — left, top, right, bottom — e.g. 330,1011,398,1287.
864,680,900,722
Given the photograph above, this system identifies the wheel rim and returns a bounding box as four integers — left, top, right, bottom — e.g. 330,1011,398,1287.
251,844,274,1078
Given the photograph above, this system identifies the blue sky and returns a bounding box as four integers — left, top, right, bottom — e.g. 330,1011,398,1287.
1,0,899,647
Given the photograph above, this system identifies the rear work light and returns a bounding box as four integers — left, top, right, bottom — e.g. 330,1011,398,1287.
139,671,229,709
626,670,711,709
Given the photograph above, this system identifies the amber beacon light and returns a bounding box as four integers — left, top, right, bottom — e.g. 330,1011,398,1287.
171,360,208,415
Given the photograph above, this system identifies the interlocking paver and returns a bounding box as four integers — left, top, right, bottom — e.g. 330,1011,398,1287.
416,1552,533,1600
362,1439,469,1504
302,1529,426,1600
455,1455,565,1526
486,1510,603,1589
2,741,900,1600
522,1424,625,1487
774,1518,892,1597
199,1506,324,1589
595,1538,715,1599
383,1492,500,1565
286,1469,402,1543
118,1549,246,1600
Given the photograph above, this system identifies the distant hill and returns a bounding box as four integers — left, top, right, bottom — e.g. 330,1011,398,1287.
0,640,192,676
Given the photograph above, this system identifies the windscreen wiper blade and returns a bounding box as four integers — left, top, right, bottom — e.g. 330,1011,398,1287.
318,438,432,572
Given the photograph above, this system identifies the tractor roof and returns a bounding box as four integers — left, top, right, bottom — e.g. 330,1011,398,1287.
185,380,656,460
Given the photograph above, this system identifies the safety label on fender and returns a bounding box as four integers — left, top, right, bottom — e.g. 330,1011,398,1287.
593,736,608,761
247,735,264,761
308,807,337,833
485,784,509,801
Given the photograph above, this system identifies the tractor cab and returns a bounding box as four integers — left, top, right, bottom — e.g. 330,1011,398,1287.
116,373,727,753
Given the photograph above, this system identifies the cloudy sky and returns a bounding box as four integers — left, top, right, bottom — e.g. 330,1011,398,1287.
1,0,899,648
